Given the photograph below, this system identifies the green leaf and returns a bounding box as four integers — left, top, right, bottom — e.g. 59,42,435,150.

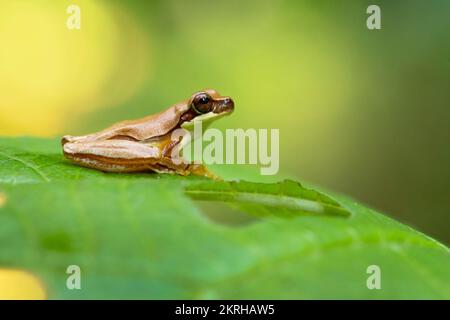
185,179,350,218
0,137,449,299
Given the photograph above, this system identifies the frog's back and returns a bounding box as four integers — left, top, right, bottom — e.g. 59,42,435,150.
100,102,190,141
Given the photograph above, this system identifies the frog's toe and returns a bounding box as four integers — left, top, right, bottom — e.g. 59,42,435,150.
188,164,221,180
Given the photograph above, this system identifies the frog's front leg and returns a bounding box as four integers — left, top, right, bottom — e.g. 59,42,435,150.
157,136,220,179
156,156,219,179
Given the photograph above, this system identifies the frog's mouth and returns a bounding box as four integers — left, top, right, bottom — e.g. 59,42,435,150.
181,111,231,131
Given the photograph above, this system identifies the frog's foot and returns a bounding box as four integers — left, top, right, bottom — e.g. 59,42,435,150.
186,164,222,180
158,157,221,180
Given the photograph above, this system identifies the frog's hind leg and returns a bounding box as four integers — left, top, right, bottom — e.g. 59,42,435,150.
62,140,161,173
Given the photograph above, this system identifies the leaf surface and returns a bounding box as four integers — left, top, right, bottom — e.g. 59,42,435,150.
0,137,449,299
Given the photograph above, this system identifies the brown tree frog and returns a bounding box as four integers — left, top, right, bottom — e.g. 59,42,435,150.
62,89,234,178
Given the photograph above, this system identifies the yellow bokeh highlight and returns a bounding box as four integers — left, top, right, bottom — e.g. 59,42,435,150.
0,1,150,135
0,192,5,207
0,269,46,300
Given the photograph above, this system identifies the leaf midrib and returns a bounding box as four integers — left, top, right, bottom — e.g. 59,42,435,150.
0,150,50,182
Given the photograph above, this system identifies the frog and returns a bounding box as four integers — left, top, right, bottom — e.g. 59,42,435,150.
62,89,234,178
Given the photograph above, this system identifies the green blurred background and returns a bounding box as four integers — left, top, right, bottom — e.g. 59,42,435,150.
0,0,449,244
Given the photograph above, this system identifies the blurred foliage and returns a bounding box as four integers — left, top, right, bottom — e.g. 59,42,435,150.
0,0,449,246
0,137,449,299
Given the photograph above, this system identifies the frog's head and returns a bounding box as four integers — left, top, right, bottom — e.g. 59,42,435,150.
190,89,234,116
181,89,234,130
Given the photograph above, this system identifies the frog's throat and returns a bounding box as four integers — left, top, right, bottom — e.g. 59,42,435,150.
180,111,228,131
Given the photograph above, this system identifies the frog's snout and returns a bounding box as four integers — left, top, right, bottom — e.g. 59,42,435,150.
223,98,233,107
217,97,234,114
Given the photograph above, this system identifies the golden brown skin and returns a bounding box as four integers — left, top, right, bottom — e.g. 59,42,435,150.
62,89,234,177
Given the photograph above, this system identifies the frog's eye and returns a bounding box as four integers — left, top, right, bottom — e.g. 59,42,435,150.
198,95,210,105
192,93,212,114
